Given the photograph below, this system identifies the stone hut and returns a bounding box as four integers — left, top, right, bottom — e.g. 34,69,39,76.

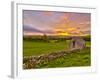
70,37,86,50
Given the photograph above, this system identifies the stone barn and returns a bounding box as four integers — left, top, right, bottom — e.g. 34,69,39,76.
70,37,86,50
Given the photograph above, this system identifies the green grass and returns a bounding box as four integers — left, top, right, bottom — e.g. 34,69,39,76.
23,40,90,57
23,39,91,68
36,47,91,68
23,40,70,57
86,41,91,47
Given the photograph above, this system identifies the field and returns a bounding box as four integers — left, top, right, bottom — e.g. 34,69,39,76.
37,47,90,68
23,40,70,57
23,40,90,56
23,37,91,68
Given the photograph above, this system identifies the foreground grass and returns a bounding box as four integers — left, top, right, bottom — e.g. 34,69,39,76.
36,47,91,68
23,40,91,68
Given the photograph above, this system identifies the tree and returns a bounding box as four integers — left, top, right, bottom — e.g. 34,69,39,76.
42,34,49,42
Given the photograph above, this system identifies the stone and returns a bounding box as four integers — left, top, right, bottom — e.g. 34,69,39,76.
70,37,86,50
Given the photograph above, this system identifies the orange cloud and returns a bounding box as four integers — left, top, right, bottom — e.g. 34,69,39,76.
55,30,69,36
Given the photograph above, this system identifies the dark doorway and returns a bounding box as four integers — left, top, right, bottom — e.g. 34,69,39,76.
73,41,75,48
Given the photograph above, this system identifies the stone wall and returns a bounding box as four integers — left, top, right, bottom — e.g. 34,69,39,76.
23,49,80,69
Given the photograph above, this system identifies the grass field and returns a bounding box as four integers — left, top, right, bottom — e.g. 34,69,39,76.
36,47,91,68
23,39,91,68
23,40,90,57
23,40,71,57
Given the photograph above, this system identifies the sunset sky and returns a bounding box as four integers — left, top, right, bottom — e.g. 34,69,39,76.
23,10,91,36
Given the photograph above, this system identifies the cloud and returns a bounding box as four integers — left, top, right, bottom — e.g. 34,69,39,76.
23,25,43,33
23,25,56,35
79,21,90,25
42,11,53,16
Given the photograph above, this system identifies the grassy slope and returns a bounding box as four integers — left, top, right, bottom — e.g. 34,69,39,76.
36,47,91,68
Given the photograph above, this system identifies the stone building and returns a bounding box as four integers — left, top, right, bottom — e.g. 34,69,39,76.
70,37,86,50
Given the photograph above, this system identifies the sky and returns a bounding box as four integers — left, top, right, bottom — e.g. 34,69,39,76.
23,10,91,36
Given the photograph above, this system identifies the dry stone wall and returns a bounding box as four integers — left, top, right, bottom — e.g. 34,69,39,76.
23,49,80,69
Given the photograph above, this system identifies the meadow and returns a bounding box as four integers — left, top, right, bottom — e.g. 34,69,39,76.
23,40,70,57
23,35,91,68
37,47,90,68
